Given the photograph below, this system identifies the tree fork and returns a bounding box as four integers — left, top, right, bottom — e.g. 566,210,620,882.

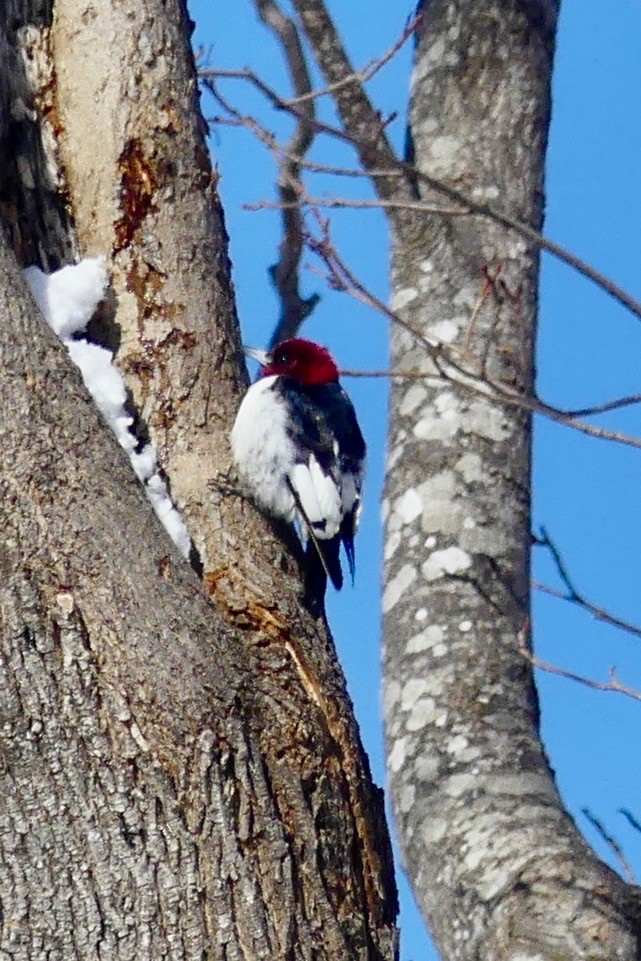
0,1,399,958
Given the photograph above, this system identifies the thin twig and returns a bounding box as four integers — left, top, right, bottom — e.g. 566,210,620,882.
582,809,636,884
619,810,641,836
534,528,641,639
206,53,641,437
533,582,641,640
285,14,420,106
559,394,641,418
304,218,641,453
464,266,495,350
244,196,468,216
290,0,407,202
205,67,400,170
208,109,403,185
517,639,641,704
206,68,641,324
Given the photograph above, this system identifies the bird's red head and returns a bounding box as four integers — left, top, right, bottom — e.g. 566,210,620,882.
259,338,339,386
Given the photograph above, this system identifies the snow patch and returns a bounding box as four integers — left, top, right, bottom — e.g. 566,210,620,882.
24,258,109,340
25,259,192,559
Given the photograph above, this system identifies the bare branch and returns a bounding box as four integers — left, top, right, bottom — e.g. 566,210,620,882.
582,809,637,884
286,14,419,107
207,102,405,192
290,0,410,201
206,80,641,326
517,638,641,704
558,394,641,418
205,68,399,160
534,528,641,639
342,365,641,442
620,810,641,836
304,217,641,453
252,0,320,345
244,196,468,216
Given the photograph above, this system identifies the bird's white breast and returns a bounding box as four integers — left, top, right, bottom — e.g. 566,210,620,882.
231,376,351,540
231,376,299,523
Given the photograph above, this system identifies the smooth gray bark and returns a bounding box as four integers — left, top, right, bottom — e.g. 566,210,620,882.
382,2,641,958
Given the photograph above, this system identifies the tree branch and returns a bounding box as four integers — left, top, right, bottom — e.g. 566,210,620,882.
534,528,641,639
582,809,636,885
304,215,641,453
252,0,320,345
207,68,641,326
289,0,410,201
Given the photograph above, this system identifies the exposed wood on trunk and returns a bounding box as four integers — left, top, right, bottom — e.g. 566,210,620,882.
0,1,399,957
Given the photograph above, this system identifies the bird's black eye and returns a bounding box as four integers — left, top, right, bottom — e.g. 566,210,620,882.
274,350,288,365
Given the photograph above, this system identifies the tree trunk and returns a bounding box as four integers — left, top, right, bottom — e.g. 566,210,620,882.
382,1,641,958
0,1,398,958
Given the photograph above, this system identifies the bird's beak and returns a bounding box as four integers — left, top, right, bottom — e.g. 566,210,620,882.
243,346,270,366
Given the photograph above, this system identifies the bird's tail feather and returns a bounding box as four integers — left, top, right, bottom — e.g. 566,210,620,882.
343,537,356,586
286,476,343,590
305,536,343,592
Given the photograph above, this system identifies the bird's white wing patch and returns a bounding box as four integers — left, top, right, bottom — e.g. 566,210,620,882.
290,456,342,539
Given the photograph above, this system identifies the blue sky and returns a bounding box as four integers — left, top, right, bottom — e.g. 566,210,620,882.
192,2,641,957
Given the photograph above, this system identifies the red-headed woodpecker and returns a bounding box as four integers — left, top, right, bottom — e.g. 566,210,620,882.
231,338,366,591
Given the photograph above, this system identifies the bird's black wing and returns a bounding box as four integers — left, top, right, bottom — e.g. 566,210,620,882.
277,378,338,471
276,379,365,590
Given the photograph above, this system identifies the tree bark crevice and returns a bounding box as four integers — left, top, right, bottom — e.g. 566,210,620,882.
0,1,400,955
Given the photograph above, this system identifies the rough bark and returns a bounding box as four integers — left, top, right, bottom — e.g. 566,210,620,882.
0,1,399,958
380,2,641,959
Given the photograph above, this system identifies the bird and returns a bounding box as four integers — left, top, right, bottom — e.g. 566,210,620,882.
231,338,366,592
